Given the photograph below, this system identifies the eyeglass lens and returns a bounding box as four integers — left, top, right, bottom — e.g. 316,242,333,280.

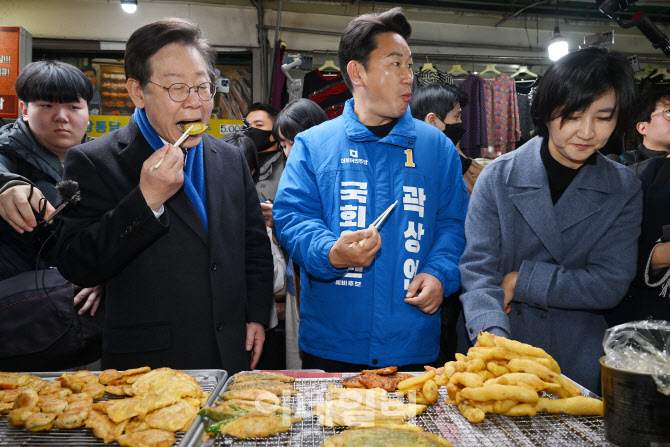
167,83,216,102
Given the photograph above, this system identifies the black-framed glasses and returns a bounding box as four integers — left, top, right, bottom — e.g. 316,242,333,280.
651,108,670,122
147,80,216,102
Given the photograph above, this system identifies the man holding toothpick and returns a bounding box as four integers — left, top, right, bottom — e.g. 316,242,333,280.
55,18,273,373
273,8,468,371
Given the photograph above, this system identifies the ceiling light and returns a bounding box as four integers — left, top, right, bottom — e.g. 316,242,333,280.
548,25,569,61
121,0,138,14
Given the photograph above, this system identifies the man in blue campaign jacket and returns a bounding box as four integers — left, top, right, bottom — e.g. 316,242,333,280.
273,8,469,370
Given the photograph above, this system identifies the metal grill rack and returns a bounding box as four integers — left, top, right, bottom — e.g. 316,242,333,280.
0,370,226,447
199,377,608,447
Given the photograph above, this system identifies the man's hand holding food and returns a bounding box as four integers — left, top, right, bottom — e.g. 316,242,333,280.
139,144,184,212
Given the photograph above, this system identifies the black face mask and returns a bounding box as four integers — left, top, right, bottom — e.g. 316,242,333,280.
443,123,466,146
244,126,275,152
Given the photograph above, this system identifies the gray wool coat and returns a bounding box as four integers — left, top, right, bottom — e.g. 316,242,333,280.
459,137,642,393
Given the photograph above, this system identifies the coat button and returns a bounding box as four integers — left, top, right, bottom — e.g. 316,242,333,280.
469,328,474,334
372,359,378,365
408,141,413,146
516,310,521,316
211,261,217,271
540,313,547,319
215,321,223,331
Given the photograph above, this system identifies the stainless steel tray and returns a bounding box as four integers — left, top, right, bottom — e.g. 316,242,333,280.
189,374,607,447
0,369,227,446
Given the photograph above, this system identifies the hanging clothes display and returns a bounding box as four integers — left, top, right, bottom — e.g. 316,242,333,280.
456,74,488,159
415,64,453,86
270,40,287,110
515,76,541,144
302,69,352,119
480,72,520,156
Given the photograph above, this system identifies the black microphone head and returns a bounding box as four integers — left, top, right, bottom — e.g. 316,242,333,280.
55,180,81,205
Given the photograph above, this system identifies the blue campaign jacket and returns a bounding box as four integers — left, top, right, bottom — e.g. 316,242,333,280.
273,100,469,366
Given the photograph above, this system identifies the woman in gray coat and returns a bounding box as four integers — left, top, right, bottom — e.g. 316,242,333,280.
459,48,641,393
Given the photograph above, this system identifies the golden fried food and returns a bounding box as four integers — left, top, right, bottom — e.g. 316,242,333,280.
232,372,295,383
116,428,176,447
397,370,436,391
82,382,106,399
86,409,129,443
183,122,207,135
507,358,559,383
125,417,151,434
23,379,46,393
54,408,90,429
106,385,128,396
39,381,65,395
99,369,120,385
144,400,198,432
449,372,484,389
503,403,538,417
40,398,69,414
536,396,603,415
218,413,302,438
493,373,561,393
458,402,486,423
322,427,452,447
461,384,539,404
360,373,412,392
0,402,14,413
360,366,398,375
2,389,21,402
223,399,293,415
221,388,281,405
228,379,296,395
61,370,99,393
494,338,561,374
25,412,56,431
0,372,37,389
67,392,94,404
93,400,117,412
39,388,72,401
67,399,93,412
342,376,365,389
13,388,39,408
7,406,40,426
421,380,439,404
477,331,497,347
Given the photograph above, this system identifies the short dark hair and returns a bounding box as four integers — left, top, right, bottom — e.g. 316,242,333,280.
531,47,636,138
248,102,279,120
635,87,670,125
410,83,469,121
15,60,93,105
338,7,412,90
124,18,216,88
224,131,259,183
272,98,328,143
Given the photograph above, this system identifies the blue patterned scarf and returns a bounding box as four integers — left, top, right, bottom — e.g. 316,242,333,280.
134,108,208,232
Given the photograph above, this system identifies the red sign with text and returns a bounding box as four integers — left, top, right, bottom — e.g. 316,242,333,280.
0,27,20,118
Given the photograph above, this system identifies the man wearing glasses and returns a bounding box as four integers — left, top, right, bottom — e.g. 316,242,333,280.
55,18,273,373
624,88,670,175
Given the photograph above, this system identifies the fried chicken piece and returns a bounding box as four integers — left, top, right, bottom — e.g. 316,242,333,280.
7,406,40,426
342,376,365,389
25,412,56,431
144,400,198,432
13,388,39,408
116,428,176,447
233,372,295,383
358,373,386,390
218,413,302,438
54,408,90,429
361,366,398,375
86,409,129,443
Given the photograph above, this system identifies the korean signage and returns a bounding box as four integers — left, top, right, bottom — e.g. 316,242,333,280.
87,116,245,139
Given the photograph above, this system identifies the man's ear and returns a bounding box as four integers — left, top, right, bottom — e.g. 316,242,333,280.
126,78,145,109
636,121,648,137
19,101,28,122
424,112,439,126
347,60,366,89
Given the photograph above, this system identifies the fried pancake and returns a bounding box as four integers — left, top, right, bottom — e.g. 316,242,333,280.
67,392,93,404
221,388,281,405
116,428,176,447
218,413,302,438
223,399,294,415
40,398,68,414
228,380,296,395
342,376,365,389
13,388,39,408
54,408,90,429
124,417,151,434
7,406,40,426
361,366,398,375
86,409,129,443
25,412,56,431
99,369,120,385
0,402,13,413
61,371,98,393
82,383,106,400
322,427,452,446
144,400,198,432
233,372,295,383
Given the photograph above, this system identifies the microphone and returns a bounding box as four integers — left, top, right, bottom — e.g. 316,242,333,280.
45,180,81,224
631,11,670,57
